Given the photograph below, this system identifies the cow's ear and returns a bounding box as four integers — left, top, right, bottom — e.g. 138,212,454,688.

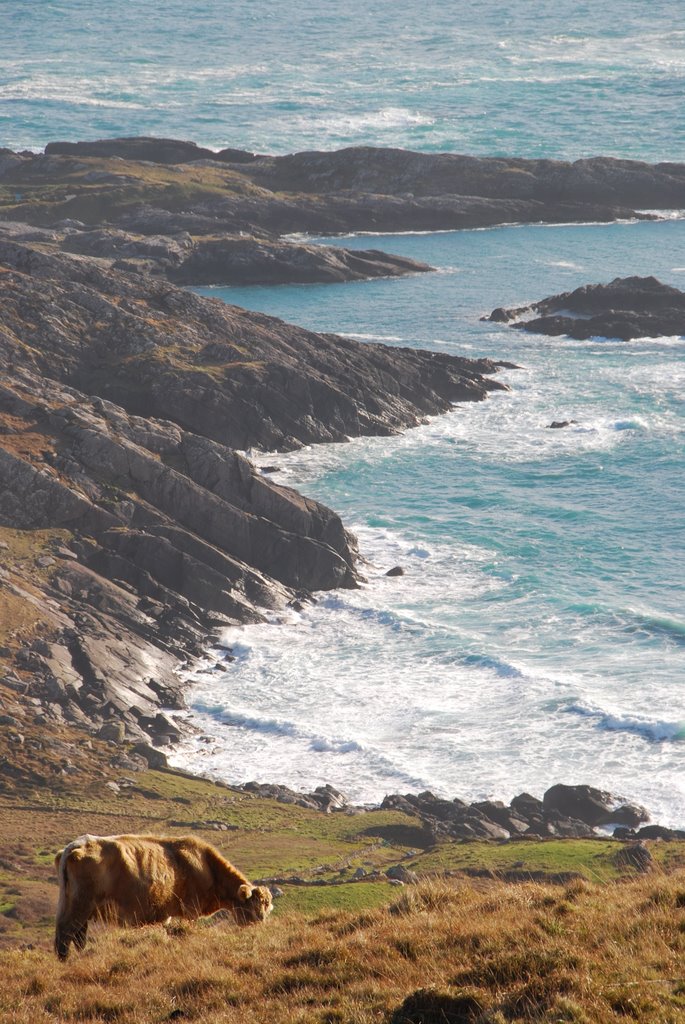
238,884,253,901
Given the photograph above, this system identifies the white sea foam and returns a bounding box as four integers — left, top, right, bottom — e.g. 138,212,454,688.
563,702,685,743
291,107,436,136
339,332,404,342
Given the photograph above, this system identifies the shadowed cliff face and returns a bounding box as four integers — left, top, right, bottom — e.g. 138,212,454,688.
0,239,506,752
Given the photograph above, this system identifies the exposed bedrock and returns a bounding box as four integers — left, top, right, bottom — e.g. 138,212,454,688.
0,239,507,449
43,136,260,165
0,221,433,288
3,142,681,271
486,275,685,340
227,147,685,209
0,239,506,748
40,138,685,209
165,237,433,286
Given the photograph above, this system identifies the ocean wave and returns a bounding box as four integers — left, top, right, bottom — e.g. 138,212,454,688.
3,79,149,109
290,106,436,138
564,702,685,743
619,607,685,646
462,652,525,679
192,705,299,738
172,698,430,794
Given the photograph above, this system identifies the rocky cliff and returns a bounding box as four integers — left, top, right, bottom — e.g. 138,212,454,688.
0,237,507,762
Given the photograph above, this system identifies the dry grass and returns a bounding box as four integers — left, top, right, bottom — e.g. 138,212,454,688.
1,872,684,1023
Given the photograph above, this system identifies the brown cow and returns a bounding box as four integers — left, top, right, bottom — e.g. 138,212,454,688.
54,833,273,960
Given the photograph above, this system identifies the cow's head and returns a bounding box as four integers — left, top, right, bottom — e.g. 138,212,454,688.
233,884,273,925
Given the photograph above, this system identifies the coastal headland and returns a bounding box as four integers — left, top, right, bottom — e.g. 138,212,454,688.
1,142,684,976
3,139,685,287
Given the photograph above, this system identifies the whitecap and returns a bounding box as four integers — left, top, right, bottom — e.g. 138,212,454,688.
564,702,685,743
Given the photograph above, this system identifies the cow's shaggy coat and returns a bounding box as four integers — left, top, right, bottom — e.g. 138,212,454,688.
54,833,273,960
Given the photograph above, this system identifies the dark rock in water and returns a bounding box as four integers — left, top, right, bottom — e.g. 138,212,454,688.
543,784,649,828
487,276,685,340
547,420,578,429
385,566,405,577
486,306,511,323
610,802,652,828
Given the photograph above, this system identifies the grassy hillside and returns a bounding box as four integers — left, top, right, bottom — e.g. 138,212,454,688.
0,765,684,1021
2,869,685,1023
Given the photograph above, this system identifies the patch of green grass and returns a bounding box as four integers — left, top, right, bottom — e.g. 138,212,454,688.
273,882,395,916
410,838,623,882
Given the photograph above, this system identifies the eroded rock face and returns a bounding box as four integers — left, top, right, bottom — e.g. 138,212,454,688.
485,276,685,340
0,239,505,748
0,219,432,288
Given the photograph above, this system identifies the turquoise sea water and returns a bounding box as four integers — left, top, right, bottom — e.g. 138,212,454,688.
3,2,684,820
181,220,685,824
3,0,685,160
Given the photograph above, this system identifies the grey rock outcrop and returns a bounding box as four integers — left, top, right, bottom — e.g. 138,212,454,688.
485,276,685,341
543,784,649,828
378,785,650,839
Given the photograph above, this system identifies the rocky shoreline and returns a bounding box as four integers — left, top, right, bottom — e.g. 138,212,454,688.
0,232,506,774
215,780,685,851
2,138,685,290
2,139,683,835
